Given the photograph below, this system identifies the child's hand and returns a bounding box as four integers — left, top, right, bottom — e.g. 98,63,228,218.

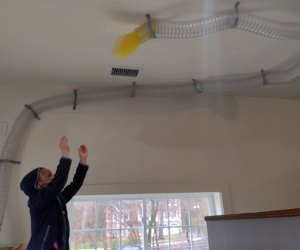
78,144,88,164
59,136,70,158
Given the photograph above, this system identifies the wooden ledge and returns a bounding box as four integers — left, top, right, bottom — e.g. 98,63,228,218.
205,208,300,221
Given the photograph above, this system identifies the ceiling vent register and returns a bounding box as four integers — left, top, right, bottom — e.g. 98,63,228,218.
108,67,142,78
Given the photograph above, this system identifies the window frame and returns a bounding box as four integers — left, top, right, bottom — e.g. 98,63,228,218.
68,192,223,250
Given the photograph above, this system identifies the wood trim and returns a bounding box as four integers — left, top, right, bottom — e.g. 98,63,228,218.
205,208,300,221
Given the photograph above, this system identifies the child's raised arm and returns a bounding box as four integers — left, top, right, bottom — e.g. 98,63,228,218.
61,144,89,203
77,144,88,165
59,136,70,158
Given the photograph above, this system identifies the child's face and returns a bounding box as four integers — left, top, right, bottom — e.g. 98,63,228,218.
38,168,54,188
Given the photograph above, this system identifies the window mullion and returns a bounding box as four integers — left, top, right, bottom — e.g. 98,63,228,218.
167,199,171,250
142,198,147,250
95,201,99,249
119,200,122,248
188,199,194,250
208,193,216,215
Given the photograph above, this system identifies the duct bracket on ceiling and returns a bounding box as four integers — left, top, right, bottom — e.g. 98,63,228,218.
260,69,268,85
25,104,40,120
131,82,136,97
192,79,203,93
146,14,156,39
0,159,21,164
233,1,240,28
73,89,78,110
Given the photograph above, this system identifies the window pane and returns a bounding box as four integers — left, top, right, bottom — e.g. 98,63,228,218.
97,201,121,230
168,199,179,227
146,199,168,227
71,201,96,230
191,224,208,238
180,199,190,226
170,226,192,250
121,200,143,228
189,199,209,225
191,226,209,250
167,199,189,227
70,231,96,249
147,227,169,250
97,229,120,249
121,229,143,248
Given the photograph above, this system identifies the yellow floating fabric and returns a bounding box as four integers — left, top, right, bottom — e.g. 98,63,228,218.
112,30,143,58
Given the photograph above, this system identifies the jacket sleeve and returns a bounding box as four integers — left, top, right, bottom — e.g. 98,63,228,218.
33,157,72,208
61,163,89,203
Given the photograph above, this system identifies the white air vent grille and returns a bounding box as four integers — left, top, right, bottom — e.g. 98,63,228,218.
107,67,142,78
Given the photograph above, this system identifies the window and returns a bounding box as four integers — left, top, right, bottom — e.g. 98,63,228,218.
68,192,223,250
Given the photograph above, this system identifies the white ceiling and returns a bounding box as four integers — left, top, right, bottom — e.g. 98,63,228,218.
0,0,300,99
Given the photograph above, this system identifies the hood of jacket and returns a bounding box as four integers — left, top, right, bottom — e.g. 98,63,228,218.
20,167,41,197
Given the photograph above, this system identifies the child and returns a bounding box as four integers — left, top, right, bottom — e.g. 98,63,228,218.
20,136,89,250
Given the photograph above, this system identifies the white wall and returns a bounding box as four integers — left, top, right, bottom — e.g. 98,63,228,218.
1,83,300,246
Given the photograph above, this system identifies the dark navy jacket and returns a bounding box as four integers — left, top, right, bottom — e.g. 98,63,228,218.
20,157,88,250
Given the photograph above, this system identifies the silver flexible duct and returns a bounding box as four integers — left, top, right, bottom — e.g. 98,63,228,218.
115,5,300,58
112,2,300,58
1,59,300,231
147,9,300,40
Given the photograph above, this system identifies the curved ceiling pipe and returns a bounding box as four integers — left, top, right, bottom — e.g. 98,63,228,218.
0,59,300,231
113,6,300,57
